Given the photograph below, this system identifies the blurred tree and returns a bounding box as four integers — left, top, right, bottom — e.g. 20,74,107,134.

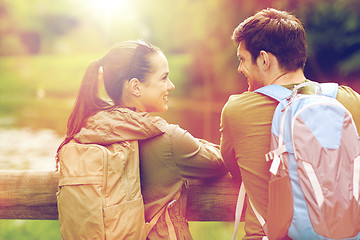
0,0,79,54
2,0,359,89
0,0,28,55
303,0,360,84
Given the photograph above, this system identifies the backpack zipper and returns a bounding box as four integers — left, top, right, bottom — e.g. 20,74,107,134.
101,145,109,207
122,141,134,201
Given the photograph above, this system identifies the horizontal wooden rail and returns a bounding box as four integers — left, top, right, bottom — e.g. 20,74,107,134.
0,170,244,221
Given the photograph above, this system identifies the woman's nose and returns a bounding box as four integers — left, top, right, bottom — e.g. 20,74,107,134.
168,79,175,90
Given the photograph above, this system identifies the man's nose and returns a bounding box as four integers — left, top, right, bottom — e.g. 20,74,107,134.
237,63,243,74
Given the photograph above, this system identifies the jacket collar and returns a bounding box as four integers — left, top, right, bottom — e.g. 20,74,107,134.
74,108,167,145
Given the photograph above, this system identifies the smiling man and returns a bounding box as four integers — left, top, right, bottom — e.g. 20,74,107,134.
220,8,360,240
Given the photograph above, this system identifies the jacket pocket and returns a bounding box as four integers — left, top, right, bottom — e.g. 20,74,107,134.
103,196,146,240
57,185,105,240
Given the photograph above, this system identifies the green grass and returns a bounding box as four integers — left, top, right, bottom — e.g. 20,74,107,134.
0,220,61,240
0,220,244,240
190,221,245,239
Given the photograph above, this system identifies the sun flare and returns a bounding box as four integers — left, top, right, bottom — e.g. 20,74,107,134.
88,0,132,19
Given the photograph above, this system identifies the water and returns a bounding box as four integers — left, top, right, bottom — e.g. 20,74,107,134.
0,127,63,170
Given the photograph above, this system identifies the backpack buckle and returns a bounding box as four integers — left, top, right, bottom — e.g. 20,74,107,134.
265,145,287,175
167,199,177,208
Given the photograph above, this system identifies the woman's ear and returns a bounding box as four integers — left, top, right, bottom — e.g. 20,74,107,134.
98,66,104,84
97,66,109,99
128,78,142,97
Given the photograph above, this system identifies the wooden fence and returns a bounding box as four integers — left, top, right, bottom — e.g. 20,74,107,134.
0,170,244,221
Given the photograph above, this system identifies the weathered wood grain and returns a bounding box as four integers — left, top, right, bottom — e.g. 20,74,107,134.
0,170,243,221
0,170,58,220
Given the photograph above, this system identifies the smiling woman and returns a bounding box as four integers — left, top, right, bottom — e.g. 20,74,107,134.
55,39,227,240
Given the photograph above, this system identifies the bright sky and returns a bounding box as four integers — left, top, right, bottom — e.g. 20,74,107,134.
78,0,145,39
87,0,133,18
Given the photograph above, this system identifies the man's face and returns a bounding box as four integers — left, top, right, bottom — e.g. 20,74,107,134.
237,41,263,91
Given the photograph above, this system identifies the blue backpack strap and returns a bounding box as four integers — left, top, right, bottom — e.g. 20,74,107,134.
320,83,339,98
256,83,339,101
254,84,292,102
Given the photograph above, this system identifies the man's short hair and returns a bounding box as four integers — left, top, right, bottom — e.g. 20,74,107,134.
232,8,307,72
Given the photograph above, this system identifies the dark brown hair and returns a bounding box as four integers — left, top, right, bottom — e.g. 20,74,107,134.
232,8,307,71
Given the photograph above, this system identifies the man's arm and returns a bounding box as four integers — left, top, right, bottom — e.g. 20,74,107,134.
220,103,242,181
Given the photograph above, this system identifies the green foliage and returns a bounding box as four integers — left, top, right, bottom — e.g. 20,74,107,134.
0,53,191,135
0,54,93,96
2,0,360,92
2,0,75,31
303,0,360,81
0,54,94,133
0,52,190,97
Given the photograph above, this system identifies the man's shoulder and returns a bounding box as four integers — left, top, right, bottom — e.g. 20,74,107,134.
336,85,360,108
224,91,276,112
337,85,360,125
226,91,262,105
337,85,360,100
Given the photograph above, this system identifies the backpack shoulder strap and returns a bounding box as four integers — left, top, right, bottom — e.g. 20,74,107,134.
254,84,292,102
255,83,339,100
232,182,269,240
320,83,339,98
232,182,246,240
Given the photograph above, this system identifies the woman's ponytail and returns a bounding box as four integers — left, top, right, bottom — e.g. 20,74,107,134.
56,60,112,171
67,60,111,138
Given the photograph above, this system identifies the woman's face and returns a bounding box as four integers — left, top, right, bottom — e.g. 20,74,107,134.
139,51,175,112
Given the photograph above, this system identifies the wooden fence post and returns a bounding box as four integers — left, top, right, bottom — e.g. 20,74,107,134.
0,170,58,220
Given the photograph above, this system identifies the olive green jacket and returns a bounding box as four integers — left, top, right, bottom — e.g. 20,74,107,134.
140,124,227,240
58,107,226,240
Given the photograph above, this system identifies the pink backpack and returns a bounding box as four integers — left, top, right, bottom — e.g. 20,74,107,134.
233,82,360,240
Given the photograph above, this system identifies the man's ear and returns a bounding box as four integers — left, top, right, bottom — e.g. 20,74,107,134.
258,50,270,70
128,78,142,97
